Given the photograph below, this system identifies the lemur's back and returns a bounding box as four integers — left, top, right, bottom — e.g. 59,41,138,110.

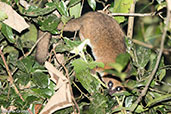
57,12,126,70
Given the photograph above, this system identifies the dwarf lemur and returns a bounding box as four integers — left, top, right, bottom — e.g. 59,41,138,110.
36,12,127,94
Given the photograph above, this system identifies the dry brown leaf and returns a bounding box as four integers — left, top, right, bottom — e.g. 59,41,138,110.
54,54,65,68
0,2,29,33
166,0,171,29
1,106,7,114
40,62,72,114
45,61,67,82
19,0,30,10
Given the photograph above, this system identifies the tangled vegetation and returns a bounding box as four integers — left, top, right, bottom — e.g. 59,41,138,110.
0,0,171,114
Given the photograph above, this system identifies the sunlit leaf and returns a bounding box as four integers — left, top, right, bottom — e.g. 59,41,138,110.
1,23,15,43
109,53,130,72
32,88,53,99
69,2,81,18
113,0,133,23
68,0,81,7
125,96,133,107
56,1,69,16
0,10,7,21
87,0,96,11
61,15,72,25
23,3,56,17
55,37,81,52
72,59,100,94
136,46,151,68
38,14,60,34
146,94,171,107
19,24,37,49
88,61,104,69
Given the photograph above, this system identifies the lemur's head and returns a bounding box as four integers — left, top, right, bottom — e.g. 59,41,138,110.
102,74,124,95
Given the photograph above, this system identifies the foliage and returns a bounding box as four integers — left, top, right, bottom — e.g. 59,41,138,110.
0,0,171,114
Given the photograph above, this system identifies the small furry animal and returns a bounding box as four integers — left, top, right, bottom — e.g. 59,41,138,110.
36,12,126,94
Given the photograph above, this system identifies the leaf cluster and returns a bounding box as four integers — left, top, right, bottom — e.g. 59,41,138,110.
0,0,171,114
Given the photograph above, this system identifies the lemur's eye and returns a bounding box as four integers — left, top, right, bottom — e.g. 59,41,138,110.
115,86,123,92
108,81,113,89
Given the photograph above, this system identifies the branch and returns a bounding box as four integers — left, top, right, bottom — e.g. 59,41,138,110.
127,0,136,39
59,56,80,114
109,12,154,17
0,48,24,101
26,32,49,57
130,0,170,112
132,39,171,54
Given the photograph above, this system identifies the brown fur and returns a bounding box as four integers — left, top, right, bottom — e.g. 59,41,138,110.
58,12,126,71
36,12,127,92
35,30,51,64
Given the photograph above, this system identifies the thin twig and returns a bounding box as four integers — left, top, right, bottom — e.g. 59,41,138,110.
130,0,170,112
127,0,136,39
80,0,84,17
132,39,171,54
26,32,48,57
60,61,80,114
0,48,24,101
109,12,154,17
53,46,78,112
132,39,153,49
72,81,90,100
9,32,49,83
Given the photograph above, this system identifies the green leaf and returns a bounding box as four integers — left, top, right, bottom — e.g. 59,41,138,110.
134,105,147,113
23,3,56,17
88,92,108,114
55,38,81,52
3,46,19,58
0,11,8,21
87,0,96,11
56,1,69,16
20,23,37,43
148,55,166,81
157,57,166,81
88,61,104,69
32,72,50,88
113,0,133,23
125,96,133,107
72,59,88,72
61,15,73,25
38,14,60,34
156,1,166,10
16,56,35,73
156,106,167,114
55,107,73,114
25,96,39,105
125,79,137,88
136,46,151,68
32,88,53,99
158,69,166,81
69,2,81,18
109,53,130,72
68,0,81,7
1,23,15,43
17,23,37,52
15,72,30,86
72,59,100,94
146,94,171,107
